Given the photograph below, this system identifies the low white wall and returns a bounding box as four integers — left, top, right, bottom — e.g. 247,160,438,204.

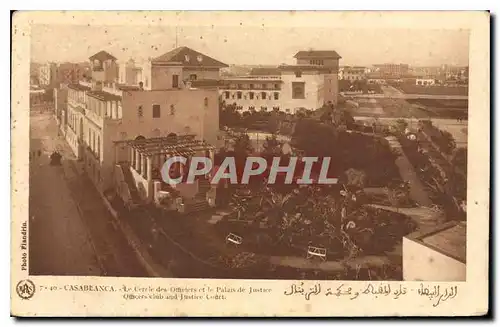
403,237,466,281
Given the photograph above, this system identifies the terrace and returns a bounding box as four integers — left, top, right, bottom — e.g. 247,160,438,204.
114,135,217,211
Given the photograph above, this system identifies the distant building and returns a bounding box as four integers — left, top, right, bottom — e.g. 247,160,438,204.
38,62,58,86
57,62,91,85
38,62,91,87
216,50,341,113
403,221,466,281
54,86,68,129
338,66,367,81
373,63,409,78
415,78,436,86
218,75,283,112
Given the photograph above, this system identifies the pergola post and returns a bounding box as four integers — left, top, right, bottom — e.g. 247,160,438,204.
141,154,147,178
135,148,140,172
146,157,152,182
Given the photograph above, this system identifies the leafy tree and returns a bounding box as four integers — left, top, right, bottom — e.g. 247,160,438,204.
262,134,281,157
292,119,337,157
439,130,456,154
344,168,367,189
219,100,242,128
267,113,280,134
233,133,254,157
387,180,410,208
333,110,355,129
394,118,408,134
451,147,467,174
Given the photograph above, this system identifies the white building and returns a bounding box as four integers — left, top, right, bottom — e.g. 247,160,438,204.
216,50,341,113
416,78,436,86
339,66,367,81
403,221,466,281
64,48,223,210
219,75,283,112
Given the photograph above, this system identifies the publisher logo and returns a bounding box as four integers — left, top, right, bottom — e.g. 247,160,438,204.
16,279,35,300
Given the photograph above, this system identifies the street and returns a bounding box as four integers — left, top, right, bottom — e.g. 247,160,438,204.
29,112,148,277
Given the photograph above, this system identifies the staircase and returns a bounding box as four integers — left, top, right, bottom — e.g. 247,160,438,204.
119,163,142,205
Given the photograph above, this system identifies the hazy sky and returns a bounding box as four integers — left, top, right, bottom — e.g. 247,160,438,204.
31,24,469,67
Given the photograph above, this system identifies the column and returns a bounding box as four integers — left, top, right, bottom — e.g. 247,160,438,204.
141,154,147,178
135,150,140,172
146,157,152,182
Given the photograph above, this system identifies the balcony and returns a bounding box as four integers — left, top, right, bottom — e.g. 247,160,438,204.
84,108,104,129
67,98,87,113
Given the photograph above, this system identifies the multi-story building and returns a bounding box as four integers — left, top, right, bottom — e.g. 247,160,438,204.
57,62,91,85
39,62,91,87
213,50,341,113
338,66,367,81
373,63,409,78
38,62,58,86
63,48,222,211
218,75,284,112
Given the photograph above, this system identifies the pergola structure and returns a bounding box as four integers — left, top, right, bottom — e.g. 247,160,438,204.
116,134,216,183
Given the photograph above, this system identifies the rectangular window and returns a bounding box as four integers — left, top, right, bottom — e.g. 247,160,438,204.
262,84,268,89
237,84,243,89
189,74,197,81
274,84,280,90
249,84,254,89
292,82,305,99
295,71,302,78
274,92,279,100
172,74,179,88
249,92,254,100
237,92,242,100
225,91,230,99
153,104,161,118
261,92,267,100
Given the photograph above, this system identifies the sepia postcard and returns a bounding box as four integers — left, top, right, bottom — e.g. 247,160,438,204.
11,11,490,317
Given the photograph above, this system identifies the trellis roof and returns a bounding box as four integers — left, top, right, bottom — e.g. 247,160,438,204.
116,135,215,157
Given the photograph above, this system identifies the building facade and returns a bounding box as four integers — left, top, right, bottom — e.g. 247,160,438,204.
339,66,367,81
403,221,466,281
39,62,91,87
218,75,284,112
373,63,410,78
63,48,222,207
415,78,436,86
216,50,341,113
38,63,58,86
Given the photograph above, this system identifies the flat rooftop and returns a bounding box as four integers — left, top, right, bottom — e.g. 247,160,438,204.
406,221,466,263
